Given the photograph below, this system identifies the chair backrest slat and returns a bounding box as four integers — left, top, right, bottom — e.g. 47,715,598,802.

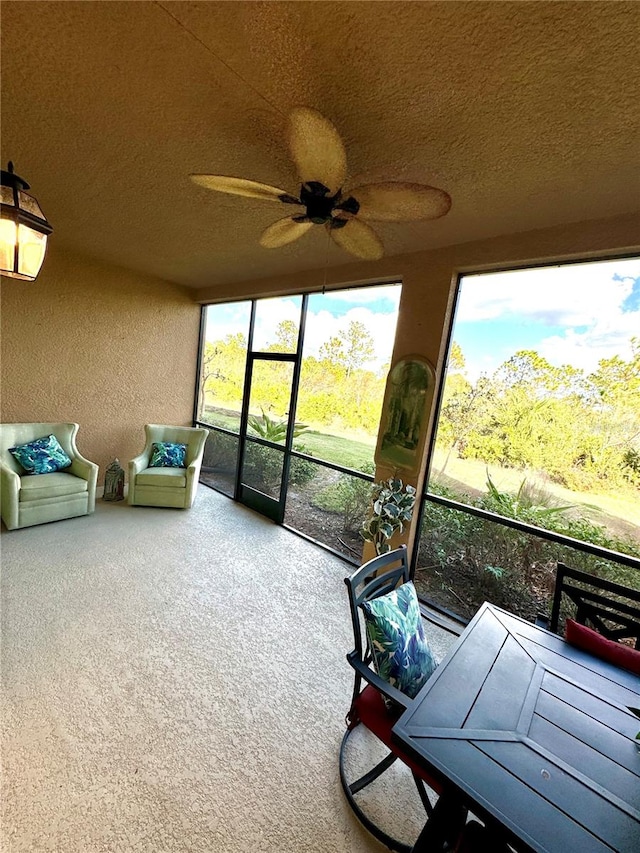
549,562,640,649
344,546,410,664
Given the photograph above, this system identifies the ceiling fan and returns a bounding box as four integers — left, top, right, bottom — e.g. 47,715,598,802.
190,107,451,261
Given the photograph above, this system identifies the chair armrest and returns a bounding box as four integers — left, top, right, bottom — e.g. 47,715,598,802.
185,459,200,482
0,463,20,530
347,651,411,710
0,462,20,490
69,454,98,483
68,453,98,512
129,453,149,477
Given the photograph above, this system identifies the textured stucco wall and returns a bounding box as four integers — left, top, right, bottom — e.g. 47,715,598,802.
1,247,201,483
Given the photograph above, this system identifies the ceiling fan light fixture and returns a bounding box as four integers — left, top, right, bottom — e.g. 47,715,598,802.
0,162,52,281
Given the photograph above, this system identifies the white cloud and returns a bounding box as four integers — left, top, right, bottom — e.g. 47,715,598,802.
457,257,640,375
538,318,639,374
324,284,402,307
456,258,640,327
205,293,399,371
304,305,398,369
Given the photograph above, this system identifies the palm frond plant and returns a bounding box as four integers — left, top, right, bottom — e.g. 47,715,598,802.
245,409,315,489
361,477,417,555
247,408,308,442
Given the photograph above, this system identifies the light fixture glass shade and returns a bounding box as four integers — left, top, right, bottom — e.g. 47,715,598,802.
0,162,52,281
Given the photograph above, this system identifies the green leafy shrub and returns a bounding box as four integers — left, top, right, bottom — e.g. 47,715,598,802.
311,464,374,531
416,476,640,623
201,430,238,472
289,447,318,486
242,441,317,491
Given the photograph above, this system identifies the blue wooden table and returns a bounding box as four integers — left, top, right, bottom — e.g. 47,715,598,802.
393,602,640,853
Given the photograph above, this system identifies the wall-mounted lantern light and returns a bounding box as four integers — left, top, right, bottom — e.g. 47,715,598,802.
0,161,53,281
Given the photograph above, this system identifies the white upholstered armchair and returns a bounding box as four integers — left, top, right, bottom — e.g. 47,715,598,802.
0,422,98,531
128,424,208,509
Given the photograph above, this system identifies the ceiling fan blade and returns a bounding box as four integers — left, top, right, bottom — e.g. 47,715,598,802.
329,218,384,261
190,174,299,204
259,216,313,249
288,107,347,195
349,181,451,221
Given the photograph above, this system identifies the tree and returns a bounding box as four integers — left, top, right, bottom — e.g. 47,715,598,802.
319,336,345,366
197,343,223,419
343,321,376,378
271,320,298,353
449,341,466,372
199,333,248,416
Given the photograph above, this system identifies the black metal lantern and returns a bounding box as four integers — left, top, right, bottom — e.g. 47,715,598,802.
0,161,53,281
103,458,125,502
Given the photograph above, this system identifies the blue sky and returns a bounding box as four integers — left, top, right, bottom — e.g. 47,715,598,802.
205,283,401,369
453,258,640,381
204,257,640,382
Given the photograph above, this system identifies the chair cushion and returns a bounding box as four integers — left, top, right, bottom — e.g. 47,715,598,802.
149,441,186,468
565,618,640,675
354,685,442,789
362,581,436,699
135,467,187,488
19,471,87,502
9,434,72,474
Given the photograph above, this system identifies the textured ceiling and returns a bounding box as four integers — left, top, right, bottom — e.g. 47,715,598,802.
1,1,639,289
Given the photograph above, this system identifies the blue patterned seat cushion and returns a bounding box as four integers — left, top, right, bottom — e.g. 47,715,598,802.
149,441,186,468
9,434,72,475
362,581,437,699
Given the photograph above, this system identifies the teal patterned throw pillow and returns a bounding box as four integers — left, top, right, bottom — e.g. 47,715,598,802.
9,434,72,475
362,581,436,699
149,441,186,468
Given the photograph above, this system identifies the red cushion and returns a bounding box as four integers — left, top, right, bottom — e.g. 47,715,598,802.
354,685,442,790
565,619,640,675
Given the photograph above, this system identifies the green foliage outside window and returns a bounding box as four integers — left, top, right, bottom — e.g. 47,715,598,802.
416,477,640,623
436,339,640,494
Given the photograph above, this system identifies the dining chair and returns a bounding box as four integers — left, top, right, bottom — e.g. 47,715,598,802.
340,545,466,853
544,562,640,648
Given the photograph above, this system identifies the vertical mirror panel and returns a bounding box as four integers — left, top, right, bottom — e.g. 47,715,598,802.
197,302,251,431
251,295,302,353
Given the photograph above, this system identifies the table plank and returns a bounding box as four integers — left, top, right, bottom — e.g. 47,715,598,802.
478,739,640,852
415,609,508,728
393,603,640,853
539,670,640,744
518,637,640,705
528,712,640,811
536,673,640,772
416,738,614,853
464,634,535,731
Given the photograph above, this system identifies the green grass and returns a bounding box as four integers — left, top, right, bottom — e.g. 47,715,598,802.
430,448,640,546
203,406,375,472
201,408,241,432
294,431,374,472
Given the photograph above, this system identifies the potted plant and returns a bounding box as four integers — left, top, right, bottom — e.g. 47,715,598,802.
360,477,416,555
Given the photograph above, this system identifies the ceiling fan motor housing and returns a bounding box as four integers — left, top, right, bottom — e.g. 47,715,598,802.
300,181,360,225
